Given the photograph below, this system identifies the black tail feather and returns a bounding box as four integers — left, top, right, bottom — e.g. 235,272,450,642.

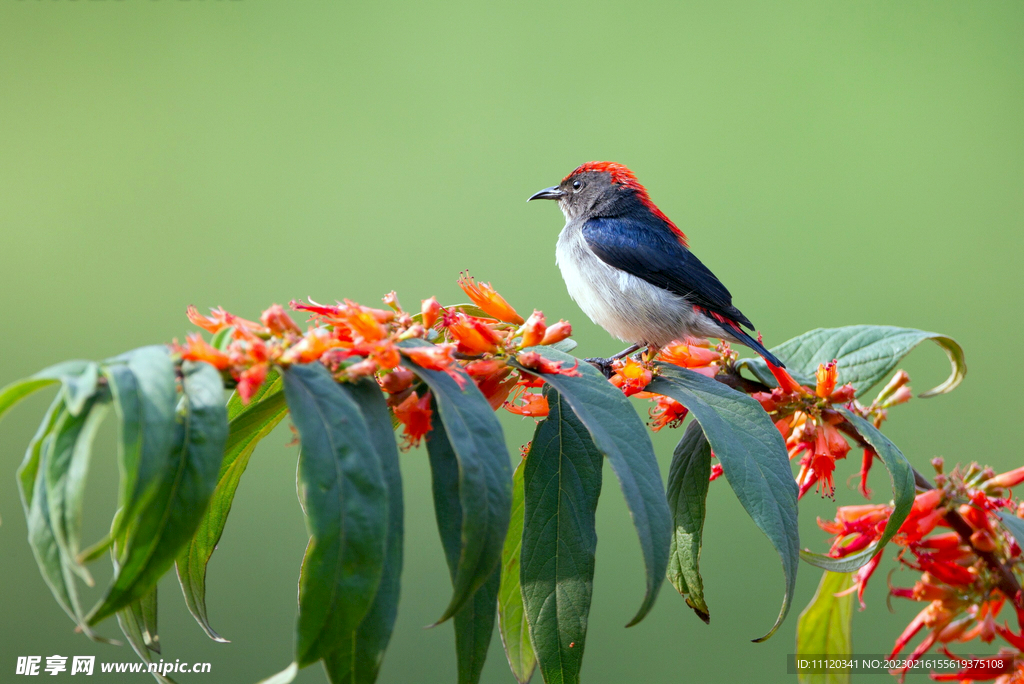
723,325,785,369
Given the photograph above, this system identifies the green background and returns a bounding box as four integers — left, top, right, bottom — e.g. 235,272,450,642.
0,2,1020,682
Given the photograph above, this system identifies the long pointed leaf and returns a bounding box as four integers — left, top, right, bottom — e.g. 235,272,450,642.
801,410,914,573
117,588,176,684
510,347,670,627
324,379,405,684
647,363,797,641
666,421,712,623
521,388,603,684
282,363,387,667
88,360,228,625
796,571,853,684
177,377,288,642
498,459,536,684
401,342,512,624
0,359,96,424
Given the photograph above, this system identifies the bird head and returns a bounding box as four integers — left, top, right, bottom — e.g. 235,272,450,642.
528,161,687,245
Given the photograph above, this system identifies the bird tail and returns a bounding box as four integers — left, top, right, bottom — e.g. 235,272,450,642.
722,324,786,369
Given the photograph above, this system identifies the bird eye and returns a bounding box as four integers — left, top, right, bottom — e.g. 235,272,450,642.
572,179,582,191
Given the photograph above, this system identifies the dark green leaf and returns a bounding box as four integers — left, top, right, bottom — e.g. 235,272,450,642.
510,347,670,627
0,359,95,424
739,326,965,398
401,341,512,624
426,422,499,684
666,421,712,623
177,375,288,642
647,363,797,642
796,571,853,684
997,512,1024,551
800,409,914,573
87,360,228,625
521,389,603,684
283,363,387,667
323,379,405,684
498,459,536,684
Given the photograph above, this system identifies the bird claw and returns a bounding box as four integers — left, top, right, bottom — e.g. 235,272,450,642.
584,357,615,379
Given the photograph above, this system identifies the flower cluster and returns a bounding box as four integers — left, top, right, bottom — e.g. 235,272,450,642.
818,460,1024,682
174,273,577,449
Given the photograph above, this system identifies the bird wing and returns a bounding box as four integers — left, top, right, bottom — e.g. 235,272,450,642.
582,216,754,329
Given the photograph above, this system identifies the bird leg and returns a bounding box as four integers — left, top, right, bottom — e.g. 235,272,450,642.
585,343,642,379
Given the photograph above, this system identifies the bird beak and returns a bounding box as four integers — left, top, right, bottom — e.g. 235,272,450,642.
527,186,565,202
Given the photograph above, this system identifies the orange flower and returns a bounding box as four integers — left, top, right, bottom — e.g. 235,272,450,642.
176,333,230,370
421,297,441,328
383,291,401,312
648,395,688,431
187,305,264,335
260,304,302,336
610,358,652,397
816,360,838,398
766,360,808,395
367,339,401,370
447,313,503,354
457,272,524,325
540,320,572,345
504,387,549,417
985,466,1024,491
465,359,516,410
281,328,344,364
519,310,547,348
340,300,389,343
658,341,720,369
400,344,456,371
516,351,581,377
393,391,433,449
237,363,268,404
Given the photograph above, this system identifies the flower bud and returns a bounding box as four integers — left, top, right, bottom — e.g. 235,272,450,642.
519,310,547,348
383,291,402,312
816,360,838,399
541,320,572,345
874,369,910,405
261,304,302,336
421,297,441,329
379,367,414,394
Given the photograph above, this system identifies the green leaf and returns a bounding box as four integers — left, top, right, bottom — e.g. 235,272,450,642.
647,363,797,642
401,341,512,624
0,359,96,425
45,398,109,585
227,368,283,421
87,360,228,625
521,388,603,684
257,663,299,684
426,423,500,684
800,409,915,573
997,512,1024,550
324,379,405,684
282,363,388,668
739,326,965,398
498,459,536,684
796,571,854,684
117,588,176,684
665,421,712,623
510,347,670,627
177,376,288,642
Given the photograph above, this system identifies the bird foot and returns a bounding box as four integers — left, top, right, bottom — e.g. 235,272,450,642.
584,357,615,379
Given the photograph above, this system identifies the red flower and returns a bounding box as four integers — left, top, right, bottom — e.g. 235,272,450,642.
648,395,688,431
541,320,572,345
515,351,581,377
465,359,516,410
709,464,724,482
393,391,432,449
260,304,301,336
237,364,268,405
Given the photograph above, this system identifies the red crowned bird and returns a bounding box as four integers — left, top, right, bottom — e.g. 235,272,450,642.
528,161,784,375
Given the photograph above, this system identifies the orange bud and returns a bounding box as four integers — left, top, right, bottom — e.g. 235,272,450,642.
875,369,911,405
519,310,547,348
540,320,572,345
260,304,301,336
829,383,856,403
457,272,524,325
983,465,1024,490
421,297,441,328
379,367,414,394
515,351,581,377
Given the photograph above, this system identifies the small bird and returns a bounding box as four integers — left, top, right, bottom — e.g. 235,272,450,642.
528,161,784,373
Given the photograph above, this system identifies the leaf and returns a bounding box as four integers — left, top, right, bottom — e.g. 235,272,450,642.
257,663,299,684
510,347,670,627
323,379,405,684
647,363,797,642
283,363,388,667
520,388,603,684
227,369,283,421
117,588,176,684
665,421,712,623
45,398,108,588
739,326,966,398
426,423,500,684
87,360,229,625
401,341,512,624
0,359,96,424
796,571,854,684
498,459,536,684
800,410,915,573
177,376,288,642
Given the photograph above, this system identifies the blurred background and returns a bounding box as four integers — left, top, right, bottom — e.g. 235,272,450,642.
0,2,1021,682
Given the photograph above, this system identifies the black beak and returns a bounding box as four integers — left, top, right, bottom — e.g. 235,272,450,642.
527,186,565,202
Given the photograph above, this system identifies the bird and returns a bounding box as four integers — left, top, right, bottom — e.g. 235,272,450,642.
528,161,784,375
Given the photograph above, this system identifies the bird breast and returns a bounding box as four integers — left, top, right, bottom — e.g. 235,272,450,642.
555,221,718,347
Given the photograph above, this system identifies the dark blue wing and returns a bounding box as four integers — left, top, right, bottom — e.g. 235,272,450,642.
582,215,754,329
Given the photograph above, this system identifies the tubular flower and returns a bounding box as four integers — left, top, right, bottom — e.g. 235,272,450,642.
281,328,344,365
399,344,456,371
541,320,572,345
446,313,504,354
816,360,838,398
421,297,441,329
457,272,524,325
465,359,516,410
658,341,721,370
799,422,851,498
340,300,390,343
818,503,891,558
504,387,549,418
648,395,688,431
767,360,809,395
175,333,230,370
985,466,1024,492
187,305,264,335
379,367,414,395
519,310,547,348
609,357,653,397
516,351,581,377
393,391,432,449
260,304,301,336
